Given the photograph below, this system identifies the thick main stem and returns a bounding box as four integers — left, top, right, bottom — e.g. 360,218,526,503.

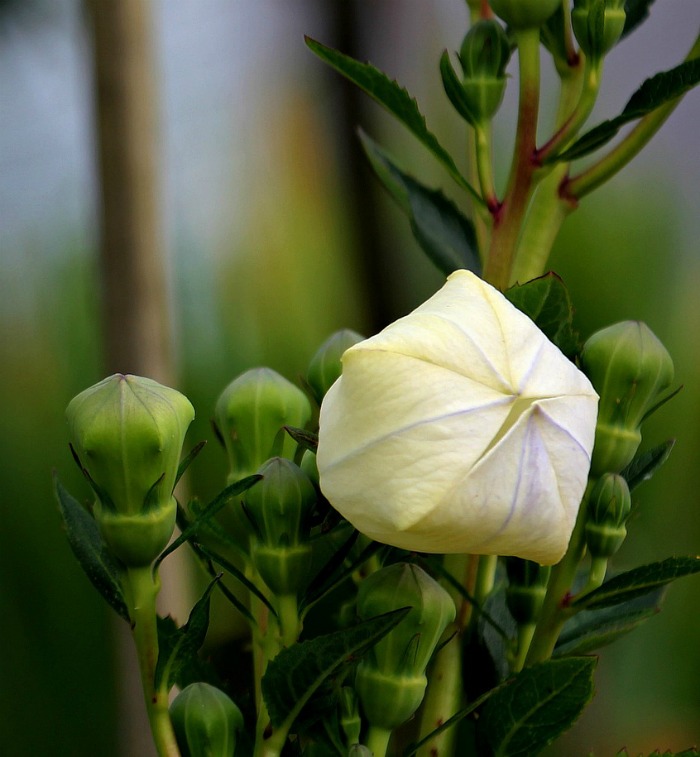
125,567,181,757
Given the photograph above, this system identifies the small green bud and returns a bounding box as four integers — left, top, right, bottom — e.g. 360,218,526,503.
581,321,674,476
66,374,194,566
457,20,511,123
355,563,455,730
307,329,365,403
339,686,362,747
572,0,626,59
505,558,551,626
489,0,560,29
585,473,631,558
245,458,317,594
170,682,243,757
215,368,312,482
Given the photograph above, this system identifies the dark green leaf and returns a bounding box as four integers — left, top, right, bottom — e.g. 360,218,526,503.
155,577,218,690
553,58,700,163
284,426,318,453
54,474,130,622
505,273,579,357
305,37,482,203
622,0,657,39
620,439,675,491
554,588,664,656
261,607,410,729
573,557,700,611
477,657,597,756
440,51,476,124
359,131,481,275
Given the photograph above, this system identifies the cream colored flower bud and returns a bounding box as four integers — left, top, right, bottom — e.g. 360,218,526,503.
317,270,599,565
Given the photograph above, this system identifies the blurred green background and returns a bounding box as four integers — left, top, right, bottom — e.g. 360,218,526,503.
1,1,699,755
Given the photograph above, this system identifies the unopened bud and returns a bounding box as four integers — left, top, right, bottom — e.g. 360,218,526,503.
489,0,560,29
339,686,362,747
215,368,312,482
581,321,674,476
355,563,455,730
307,330,365,404
585,473,631,558
66,374,194,566
170,682,243,757
572,0,626,58
505,558,551,626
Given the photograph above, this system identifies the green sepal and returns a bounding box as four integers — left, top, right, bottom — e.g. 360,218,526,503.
476,657,597,756
620,439,675,491
155,576,218,691
440,51,478,125
175,440,206,488
621,0,657,40
505,273,579,358
261,607,410,730
552,58,700,163
554,587,665,656
572,556,700,611
305,37,482,203
54,474,130,622
359,130,481,276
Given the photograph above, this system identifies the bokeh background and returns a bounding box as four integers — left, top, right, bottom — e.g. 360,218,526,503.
1,1,699,755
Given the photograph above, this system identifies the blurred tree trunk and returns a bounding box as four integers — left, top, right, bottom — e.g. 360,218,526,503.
86,2,180,755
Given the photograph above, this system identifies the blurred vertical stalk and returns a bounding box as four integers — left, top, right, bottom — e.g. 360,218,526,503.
86,2,185,755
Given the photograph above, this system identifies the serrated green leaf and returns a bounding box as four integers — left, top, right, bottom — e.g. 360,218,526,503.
553,58,700,163
477,657,597,757
54,474,130,622
261,607,410,730
554,588,664,656
505,273,579,357
621,0,657,40
359,131,481,275
155,577,217,690
573,557,700,611
305,37,482,203
620,439,675,491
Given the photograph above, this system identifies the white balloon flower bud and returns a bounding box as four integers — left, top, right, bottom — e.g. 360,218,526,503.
317,270,599,565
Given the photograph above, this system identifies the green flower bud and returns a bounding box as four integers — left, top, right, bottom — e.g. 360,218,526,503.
355,563,455,730
300,449,320,488
307,329,365,404
505,558,551,626
581,321,674,476
457,20,511,123
339,686,362,747
245,457,317,594
572,0,626,58
489,0,560,29
585,473,631,558
66,374,194,566
170,682,243,757
215,368,312,482
348,747,373,757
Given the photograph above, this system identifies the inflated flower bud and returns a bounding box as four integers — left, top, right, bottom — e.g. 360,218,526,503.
581,321,674,477
355,563,455,730
505,558,551,626
66,374,194,566
457,20,511,123
585,473,631,558
318,270,598,566
245,457,316,594
170,682,243,757
489,0,560,29
572,0,626,59
215,368,312,482
307,330,365,403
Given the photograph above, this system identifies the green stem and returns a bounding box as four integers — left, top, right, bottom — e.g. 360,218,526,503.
473,554,498,609
483,27,541,289
525,485,591,665
125,566,181,757
366,726,392,757
474,123,498,211
565,29,700,200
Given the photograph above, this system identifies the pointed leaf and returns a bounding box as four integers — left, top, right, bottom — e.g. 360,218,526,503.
261,607,410,729
359,131,481,275
54,475,130,622
553,58,700,163
620,439,675,492
573,557,700,611
505,273,579,358
621,0,657,39
477,657,597,756
554,587,664,656
305,37,482,203
284,425,319,453
175,440,207,486
155,577,218,690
